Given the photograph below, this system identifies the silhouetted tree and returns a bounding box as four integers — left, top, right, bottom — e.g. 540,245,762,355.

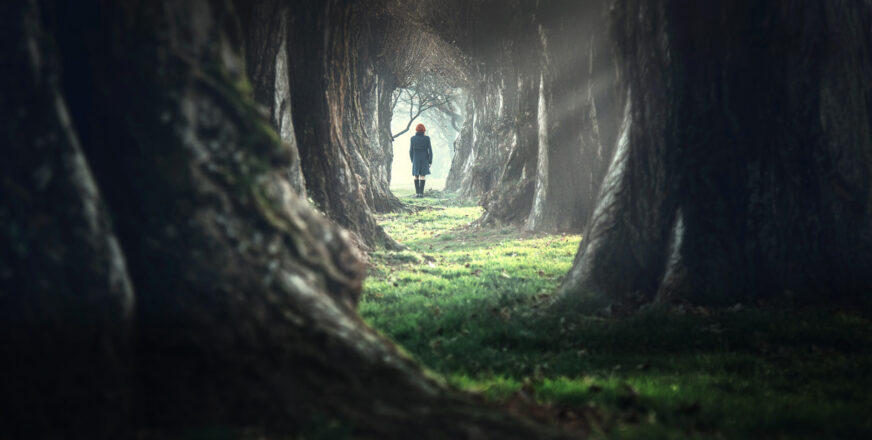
391,71,463,140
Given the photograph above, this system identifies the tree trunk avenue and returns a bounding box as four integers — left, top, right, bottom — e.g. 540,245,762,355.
4,0,872,437
440,0,622,233
0,0,573,438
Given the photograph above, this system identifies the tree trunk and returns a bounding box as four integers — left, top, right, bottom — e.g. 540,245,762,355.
445,97,476,193
377,71,398,188
1,1,577,438
347,21,404,214
478,71,541,226
559,0,872,309
477,7,542,225
476,0,621,233
0,3,134,438
526,0,620,232
286,0,401,248
449,57,517,201
237,0,307,195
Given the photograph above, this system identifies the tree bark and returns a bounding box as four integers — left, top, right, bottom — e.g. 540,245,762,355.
286,0,402,248
237,0,307,195
348,19,405,213
1,1,577,438
445,97,476,193
476,5,542,224
0,2,134,437
475,0,621,233
525,0,620,232
559,0,872,309
448,55,518,201
377,71,398,187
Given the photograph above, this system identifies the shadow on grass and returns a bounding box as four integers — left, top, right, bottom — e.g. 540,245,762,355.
365,191,872,439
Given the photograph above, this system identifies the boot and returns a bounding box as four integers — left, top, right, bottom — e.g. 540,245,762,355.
414,180,422,197
419,180,426,197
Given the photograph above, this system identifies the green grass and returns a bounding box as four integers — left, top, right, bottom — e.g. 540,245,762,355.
362,190,872,439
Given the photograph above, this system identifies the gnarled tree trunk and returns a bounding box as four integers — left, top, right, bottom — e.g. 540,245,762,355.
525,0,620,232
286,0,401,248
347,19,404,214
476,5,543,224
237,0,307,194
559,0,872,309
454,57,518,201
445,97,476,193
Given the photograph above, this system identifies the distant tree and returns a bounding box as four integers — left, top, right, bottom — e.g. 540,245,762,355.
391,71,464,140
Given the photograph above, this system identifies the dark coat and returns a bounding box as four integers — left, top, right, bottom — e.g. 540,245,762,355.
410,132,432,176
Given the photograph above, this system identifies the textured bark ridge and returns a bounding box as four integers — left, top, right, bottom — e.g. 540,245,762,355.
559,0,872,309
454,59,518,200
432,0,529,201
0,0,575,438
237,0,306,195
286,0,405,249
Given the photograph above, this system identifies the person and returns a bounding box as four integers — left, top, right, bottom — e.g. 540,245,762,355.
410,123,432,198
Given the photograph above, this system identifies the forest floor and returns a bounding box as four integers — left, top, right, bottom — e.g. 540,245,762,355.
361,190,872,440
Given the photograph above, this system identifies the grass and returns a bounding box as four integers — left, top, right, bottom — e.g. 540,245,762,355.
362,190,872,439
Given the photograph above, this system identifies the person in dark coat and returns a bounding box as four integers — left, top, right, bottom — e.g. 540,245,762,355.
410,123,433,198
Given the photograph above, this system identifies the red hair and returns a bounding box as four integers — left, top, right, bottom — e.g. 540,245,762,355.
415,123,426,132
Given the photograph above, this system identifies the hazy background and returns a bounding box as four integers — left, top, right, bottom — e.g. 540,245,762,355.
389,89,465,191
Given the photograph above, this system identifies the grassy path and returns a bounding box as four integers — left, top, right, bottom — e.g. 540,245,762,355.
362,191,872,439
